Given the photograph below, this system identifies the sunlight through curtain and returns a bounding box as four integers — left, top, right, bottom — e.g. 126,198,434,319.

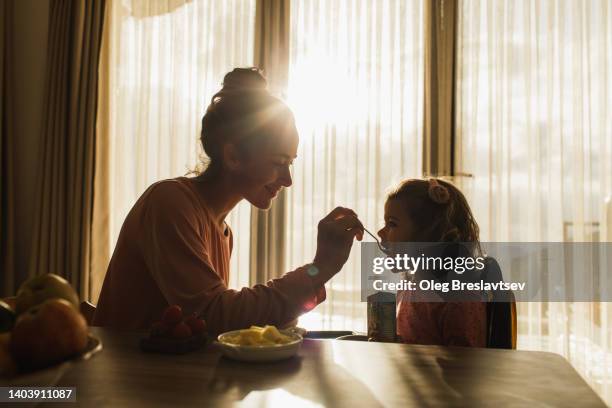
94,0,256,296
286,0,425,332
455,0,612,401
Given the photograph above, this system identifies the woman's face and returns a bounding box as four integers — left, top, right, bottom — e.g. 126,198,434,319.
233,124,299,209
377,198,418,244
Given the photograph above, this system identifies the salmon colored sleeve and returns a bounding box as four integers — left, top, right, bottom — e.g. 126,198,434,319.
140,182,325,335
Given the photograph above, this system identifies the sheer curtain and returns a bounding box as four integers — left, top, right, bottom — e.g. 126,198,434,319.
94,0,256,298
286,0,425,331
456,0,611,402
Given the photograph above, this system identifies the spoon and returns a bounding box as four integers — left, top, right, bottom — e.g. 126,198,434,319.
362,226,390,254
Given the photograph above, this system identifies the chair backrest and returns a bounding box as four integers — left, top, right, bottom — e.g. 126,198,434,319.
486,295,517,349
482,257,517,349
80,301,97,326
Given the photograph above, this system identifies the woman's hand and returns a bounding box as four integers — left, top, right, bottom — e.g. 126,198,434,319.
312,207,364,284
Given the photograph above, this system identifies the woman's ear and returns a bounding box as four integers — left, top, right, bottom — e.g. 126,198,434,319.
222,143,242,171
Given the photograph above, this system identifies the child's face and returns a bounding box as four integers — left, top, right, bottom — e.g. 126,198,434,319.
377,198,418,243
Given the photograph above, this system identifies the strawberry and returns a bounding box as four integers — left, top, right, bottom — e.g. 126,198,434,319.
171,322,192,339
161,305,182,326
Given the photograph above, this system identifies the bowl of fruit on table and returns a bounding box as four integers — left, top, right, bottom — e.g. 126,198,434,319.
140,305,209,354
217,325,303,363
1,274,102,385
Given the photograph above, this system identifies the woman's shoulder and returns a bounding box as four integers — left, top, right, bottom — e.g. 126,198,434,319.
145,176,193,196
142,177,197,201
138,177,205,218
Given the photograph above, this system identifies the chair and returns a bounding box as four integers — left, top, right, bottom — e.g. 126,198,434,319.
482,257,517,349
486,294,517,349
80,301,97,326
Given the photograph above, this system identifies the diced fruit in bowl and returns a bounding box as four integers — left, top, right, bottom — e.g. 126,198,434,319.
221,325,295,346
140,305,209,354
217,325,303,362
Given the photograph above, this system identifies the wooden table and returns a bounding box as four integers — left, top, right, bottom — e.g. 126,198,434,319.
43,327,605,407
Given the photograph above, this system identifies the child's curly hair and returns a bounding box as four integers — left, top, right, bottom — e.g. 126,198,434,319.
387,178,482,254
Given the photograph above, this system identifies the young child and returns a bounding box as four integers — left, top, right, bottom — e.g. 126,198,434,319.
377,178,486,347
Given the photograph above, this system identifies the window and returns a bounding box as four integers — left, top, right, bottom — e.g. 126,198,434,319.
103,0,255,289
286,0,425,330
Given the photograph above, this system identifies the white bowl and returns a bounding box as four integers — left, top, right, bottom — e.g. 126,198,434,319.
216,330,303,363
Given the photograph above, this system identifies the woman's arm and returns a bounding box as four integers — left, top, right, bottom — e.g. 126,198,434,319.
140,182,354,335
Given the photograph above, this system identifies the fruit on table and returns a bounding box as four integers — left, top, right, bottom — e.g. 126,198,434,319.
149,305,207,340
171,322,192,339
10,299,88,369
0,300,16,333
161,305,183,326
15,274,80,315
184,314,206,335
223,325,293,346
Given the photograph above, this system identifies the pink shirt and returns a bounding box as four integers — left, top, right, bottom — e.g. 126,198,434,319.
396,288,486,347
94,177,325,334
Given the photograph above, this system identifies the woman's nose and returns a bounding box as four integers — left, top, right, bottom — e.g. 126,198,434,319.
279,165,292,187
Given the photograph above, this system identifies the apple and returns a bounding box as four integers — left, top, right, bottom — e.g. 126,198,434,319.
15,274,80,315
171,322,192,339
10,299,88,369
161,305,182,326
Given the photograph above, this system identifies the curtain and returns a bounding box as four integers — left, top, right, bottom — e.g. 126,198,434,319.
0,0,15,296
456,0,611,402
29,0,106,300
286,0,425,331
93,0,256,299
423,0,457,177
249,0,291,285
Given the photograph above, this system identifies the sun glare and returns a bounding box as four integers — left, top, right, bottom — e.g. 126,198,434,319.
287,54,364,132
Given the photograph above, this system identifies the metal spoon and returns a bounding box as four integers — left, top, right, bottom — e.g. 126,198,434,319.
362,226,389,254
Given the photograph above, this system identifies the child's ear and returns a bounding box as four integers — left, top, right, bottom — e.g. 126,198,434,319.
223,143,242,171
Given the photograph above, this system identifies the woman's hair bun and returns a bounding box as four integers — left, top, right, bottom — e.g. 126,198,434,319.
221,67,268,92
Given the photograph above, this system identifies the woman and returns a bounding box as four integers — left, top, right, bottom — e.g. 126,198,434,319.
94,68,363,334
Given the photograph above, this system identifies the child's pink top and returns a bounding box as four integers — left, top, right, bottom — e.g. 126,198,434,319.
93,177,325,334
396,288,486,347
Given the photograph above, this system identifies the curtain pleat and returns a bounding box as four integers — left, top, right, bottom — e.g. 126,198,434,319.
0,0,16,296
250,0,291,284
90,0,112,304
423,0,457,177
30,0,106,300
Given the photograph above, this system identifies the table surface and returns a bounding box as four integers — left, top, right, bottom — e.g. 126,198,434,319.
38,327,605,407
